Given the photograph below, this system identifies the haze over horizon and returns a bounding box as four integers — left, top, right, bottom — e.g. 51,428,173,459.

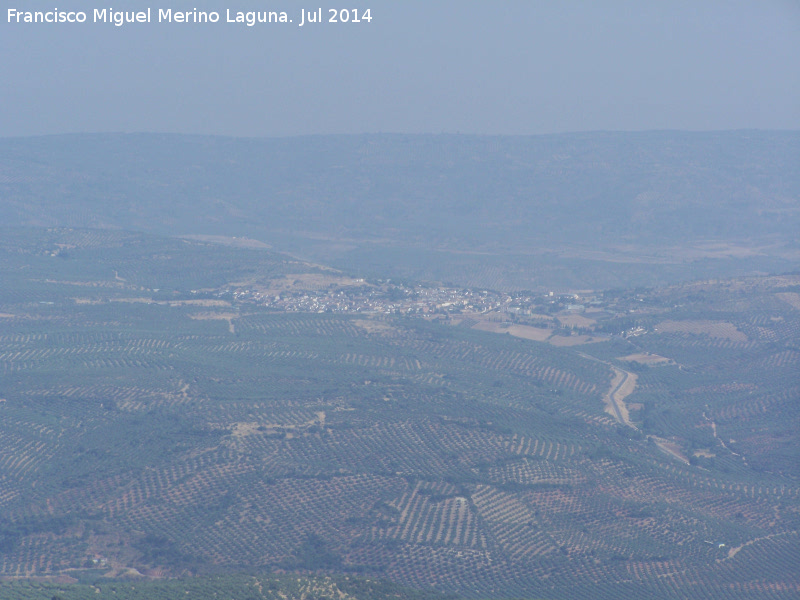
1,2,800,599
1,0,799,137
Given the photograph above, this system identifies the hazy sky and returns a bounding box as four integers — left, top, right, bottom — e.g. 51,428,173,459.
1,0,799,137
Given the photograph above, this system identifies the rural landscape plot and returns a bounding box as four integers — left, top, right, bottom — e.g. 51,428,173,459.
0,230,797,599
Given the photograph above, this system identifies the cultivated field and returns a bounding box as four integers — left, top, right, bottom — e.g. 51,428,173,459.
0,230,797,600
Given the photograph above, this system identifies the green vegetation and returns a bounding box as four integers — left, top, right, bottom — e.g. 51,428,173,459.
0,574,459,600
0,230,797,600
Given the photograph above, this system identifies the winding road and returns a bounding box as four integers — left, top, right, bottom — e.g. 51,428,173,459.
577,351,692,463
577,352,637,428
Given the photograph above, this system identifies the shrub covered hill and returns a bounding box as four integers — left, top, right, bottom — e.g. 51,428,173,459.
1,131,798,290
0,229,797,599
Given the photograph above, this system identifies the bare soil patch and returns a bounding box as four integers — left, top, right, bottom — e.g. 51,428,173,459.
168,299,232,307
693,449,716,458
652,437,689,464
526,313,556,322
107,298,232,307
110,297,153,304
259,273,362,292
556,314,597,329
231,422,262,438
232,412,326,439
472,321,552,342
655,320,747,342
619,352,673,366
548,334,602,347
189,312,238,333
180,234,271,249
354,319,398,335
44,279,123,288
777,292,800,311
188,312,239,321
471,319,603,346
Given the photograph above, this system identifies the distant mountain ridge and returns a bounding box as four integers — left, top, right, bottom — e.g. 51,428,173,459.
1,131,798,289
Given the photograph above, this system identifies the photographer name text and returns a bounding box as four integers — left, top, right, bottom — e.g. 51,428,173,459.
7,7,373,27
